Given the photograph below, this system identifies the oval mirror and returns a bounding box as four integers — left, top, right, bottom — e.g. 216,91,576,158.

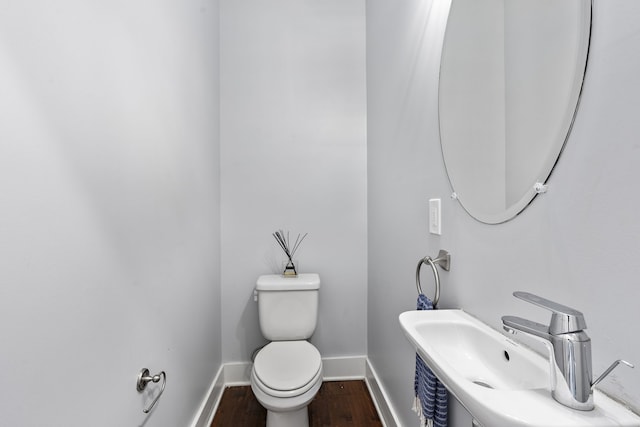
438,0,592,224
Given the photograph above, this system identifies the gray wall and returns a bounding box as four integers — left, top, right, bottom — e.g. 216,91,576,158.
0,1,222,426
367,0,640,426
219,0,368,362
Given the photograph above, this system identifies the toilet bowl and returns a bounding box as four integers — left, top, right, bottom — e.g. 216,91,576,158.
251,341,323,427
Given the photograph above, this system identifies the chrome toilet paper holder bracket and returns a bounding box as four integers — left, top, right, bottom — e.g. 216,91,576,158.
137,368,167,414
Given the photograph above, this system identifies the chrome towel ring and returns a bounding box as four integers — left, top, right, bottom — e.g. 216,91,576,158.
415,250,451,308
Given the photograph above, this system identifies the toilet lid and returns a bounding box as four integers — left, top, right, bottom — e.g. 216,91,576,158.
254,341,321,391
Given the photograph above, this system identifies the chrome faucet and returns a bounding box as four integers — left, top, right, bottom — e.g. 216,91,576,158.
502,291,633,411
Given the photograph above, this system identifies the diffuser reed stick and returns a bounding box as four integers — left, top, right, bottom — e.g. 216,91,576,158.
272,230,307,276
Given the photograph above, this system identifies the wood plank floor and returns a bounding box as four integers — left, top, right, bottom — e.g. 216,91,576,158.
210,380,383,427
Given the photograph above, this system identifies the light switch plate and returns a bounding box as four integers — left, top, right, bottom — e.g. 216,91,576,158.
429,198,441,235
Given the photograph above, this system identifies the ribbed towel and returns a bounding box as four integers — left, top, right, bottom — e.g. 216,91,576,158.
413,294,448,427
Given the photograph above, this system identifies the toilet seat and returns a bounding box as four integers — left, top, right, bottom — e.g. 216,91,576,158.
253,341,322,399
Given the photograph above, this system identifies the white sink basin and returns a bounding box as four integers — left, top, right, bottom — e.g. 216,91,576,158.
399,309,640,427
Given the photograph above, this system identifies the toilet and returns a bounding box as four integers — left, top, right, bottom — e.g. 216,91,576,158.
251,273,323,427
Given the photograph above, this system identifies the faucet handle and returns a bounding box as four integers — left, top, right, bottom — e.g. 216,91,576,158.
513,291,587,334
592,360,634,389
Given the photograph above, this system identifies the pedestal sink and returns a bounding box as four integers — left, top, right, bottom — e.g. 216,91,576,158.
399,310,640,427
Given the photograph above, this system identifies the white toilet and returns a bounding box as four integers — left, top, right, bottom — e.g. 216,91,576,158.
251,273,323,427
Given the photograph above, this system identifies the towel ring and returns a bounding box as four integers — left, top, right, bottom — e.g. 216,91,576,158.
415,250,451,308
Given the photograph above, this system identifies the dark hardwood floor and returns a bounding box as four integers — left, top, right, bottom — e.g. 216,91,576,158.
210,380,383,427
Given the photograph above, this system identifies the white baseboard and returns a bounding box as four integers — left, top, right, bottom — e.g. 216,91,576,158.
365,359,401,427
322,355,367,380
191,356,400,427
190,365,224,427
222,361,253,385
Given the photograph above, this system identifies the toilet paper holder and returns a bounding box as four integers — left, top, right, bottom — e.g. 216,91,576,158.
137,368,166,414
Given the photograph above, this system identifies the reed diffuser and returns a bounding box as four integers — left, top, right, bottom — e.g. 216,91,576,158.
272,230,307,276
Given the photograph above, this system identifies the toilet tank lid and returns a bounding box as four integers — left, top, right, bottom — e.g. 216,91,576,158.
256,273,320,291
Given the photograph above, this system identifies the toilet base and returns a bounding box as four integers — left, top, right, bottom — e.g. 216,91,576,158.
266,407,309,427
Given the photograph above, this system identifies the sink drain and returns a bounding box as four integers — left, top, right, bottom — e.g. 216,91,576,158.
472,380,494,389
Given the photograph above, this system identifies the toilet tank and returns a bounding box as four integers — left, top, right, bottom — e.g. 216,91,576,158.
256,273,320,341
